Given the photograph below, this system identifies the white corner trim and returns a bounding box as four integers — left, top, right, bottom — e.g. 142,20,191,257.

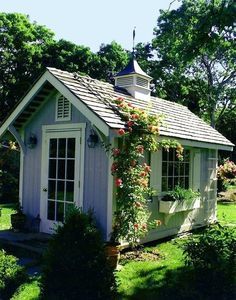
106,136,115,241
19,148,24,207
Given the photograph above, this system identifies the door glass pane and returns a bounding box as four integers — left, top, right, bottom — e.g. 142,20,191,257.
67,160,75,180
49,159,56,178
49,139,57,158
57,181,65,201
67,138,75,158
56,202,64,222
66,181,74,202
47,136,78,224
48,180,56,200
58,159,65,179
48,201,55,220
58,139,66,158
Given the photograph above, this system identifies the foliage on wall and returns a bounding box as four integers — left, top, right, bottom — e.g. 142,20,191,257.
110,97,184,246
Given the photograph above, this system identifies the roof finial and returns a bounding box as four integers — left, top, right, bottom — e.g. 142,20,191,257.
132,27,136,58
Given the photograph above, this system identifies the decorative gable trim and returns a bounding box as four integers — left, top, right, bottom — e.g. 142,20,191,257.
0,70,110,139
55,94,71,121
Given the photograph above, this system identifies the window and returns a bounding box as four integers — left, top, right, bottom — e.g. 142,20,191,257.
161,148,190,192
56,95,71,121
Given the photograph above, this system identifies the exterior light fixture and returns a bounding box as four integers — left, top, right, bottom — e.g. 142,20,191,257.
87,129,99,148
27,134,37,149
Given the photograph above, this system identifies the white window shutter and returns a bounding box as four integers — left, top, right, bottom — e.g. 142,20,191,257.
192,149,201,192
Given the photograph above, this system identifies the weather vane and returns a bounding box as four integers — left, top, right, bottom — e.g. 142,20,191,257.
132,26,136,57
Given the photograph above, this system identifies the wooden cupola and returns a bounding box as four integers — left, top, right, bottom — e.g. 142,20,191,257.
114,58,152,101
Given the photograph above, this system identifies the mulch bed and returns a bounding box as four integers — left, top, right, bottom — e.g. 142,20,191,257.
120,248,162,264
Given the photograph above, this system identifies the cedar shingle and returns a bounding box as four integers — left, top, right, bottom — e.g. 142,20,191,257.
47,67,233,147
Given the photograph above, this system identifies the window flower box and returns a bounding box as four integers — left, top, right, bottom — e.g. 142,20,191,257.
159,197,201,214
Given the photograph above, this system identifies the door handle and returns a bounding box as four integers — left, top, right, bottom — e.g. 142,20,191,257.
43,188,48,192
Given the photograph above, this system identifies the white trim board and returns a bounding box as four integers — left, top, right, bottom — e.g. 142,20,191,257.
110,130,233,151
158,136,233,152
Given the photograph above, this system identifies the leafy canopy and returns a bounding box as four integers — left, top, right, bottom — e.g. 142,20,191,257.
0,13,129,121
151,0,236,127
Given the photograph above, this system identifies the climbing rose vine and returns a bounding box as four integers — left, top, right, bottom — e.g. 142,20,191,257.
110,97,183,246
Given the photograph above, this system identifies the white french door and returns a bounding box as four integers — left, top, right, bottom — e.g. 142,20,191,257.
40,128,81,233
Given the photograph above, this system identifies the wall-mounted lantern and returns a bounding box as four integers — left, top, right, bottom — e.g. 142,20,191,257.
87,129,99,148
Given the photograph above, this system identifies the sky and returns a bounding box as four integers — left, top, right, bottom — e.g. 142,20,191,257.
0,0,181,52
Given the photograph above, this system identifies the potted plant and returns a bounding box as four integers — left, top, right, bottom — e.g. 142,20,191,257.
159,186,201,214
10,202,26,232
104,226,121,269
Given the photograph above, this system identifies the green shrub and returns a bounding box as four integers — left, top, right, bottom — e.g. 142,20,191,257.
183,224,235,270
0,250,28,299
183,225,236,298
41,208,116,300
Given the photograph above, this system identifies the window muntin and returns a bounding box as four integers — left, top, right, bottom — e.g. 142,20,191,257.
161,148,190,192
56,95,71,121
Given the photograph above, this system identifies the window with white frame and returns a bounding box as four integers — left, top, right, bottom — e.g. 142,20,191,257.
56,95,71,121
161,148,190,192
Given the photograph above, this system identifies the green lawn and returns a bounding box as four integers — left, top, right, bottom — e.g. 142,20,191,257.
0,203,16,230
217,202,236,225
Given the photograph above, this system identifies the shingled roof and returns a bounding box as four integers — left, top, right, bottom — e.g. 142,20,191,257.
47,67,233,149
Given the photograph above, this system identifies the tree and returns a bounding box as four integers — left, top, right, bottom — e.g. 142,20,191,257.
0,13,55,121
216,109,236,160
95,41,129,82
152,0,236,127
0,14,129,122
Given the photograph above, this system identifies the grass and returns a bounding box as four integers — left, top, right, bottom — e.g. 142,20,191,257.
0,203,16,230
117,241,185,299
217,202,236,225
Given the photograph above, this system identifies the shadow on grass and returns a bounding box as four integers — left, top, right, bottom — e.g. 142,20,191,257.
119,265,236,300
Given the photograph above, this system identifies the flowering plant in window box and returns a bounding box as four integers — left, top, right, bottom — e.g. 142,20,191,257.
159,186,201,214
109,97,184,247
